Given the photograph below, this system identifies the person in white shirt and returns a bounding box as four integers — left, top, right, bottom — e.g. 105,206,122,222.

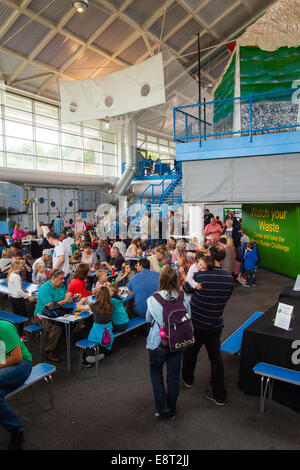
7,261,35,332
46,231,70,280
32,250,51,283
62,232,74,257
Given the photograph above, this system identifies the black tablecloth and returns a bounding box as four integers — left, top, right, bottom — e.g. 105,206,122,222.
238,299,300,413
279,285,300,302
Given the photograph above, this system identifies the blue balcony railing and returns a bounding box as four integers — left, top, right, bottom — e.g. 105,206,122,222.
173,87,300,143
122,158,176,178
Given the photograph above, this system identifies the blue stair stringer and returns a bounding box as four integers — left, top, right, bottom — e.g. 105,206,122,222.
116,163,182,235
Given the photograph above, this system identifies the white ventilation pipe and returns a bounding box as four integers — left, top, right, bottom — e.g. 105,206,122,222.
110,115,138,201
0,167,110,187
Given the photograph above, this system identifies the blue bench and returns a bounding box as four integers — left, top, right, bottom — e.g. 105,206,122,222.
0,310,28,325
221,312,264,354
6,363,56,410
253,362,300,412
75,317,147,375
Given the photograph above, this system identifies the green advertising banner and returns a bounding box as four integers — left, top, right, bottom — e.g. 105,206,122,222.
242,204,300,279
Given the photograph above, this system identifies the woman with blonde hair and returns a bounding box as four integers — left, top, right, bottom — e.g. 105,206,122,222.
12,223,27,241
75,216,86,235
7,261,35,332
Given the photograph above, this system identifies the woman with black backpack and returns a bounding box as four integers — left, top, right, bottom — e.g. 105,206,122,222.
146,266,192,420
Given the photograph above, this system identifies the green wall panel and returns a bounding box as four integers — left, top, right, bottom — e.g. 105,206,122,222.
240,46,300,97
214,53,236,122
242,203,300,279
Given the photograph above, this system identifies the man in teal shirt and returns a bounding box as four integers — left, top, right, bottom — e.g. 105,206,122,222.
32,269,73,363
0,320,32,449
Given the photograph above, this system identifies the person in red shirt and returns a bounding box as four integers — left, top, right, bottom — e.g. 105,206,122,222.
67,263,92,299
215,216,223,228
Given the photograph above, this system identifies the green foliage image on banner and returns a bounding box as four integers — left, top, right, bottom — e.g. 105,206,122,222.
242,204,300,279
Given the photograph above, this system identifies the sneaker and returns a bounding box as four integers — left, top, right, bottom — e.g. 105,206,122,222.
181,377,193,389
242,283,250,288
204,390,225,406
154,411,169,420
82,360,93,368
86,354,105,364
252,284,256,287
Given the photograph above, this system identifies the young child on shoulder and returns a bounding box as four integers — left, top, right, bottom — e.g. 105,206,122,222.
192,255,215,291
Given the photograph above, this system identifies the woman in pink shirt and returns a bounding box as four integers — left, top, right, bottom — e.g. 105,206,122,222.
12,223,27,240
75,216,86,235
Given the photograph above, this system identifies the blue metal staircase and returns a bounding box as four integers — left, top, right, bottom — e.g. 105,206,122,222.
117,163,182,234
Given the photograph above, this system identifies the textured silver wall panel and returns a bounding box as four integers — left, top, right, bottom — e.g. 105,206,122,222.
182,154,300,203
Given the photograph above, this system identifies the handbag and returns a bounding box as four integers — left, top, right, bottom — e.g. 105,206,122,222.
101,328,111,345
42,302,73,318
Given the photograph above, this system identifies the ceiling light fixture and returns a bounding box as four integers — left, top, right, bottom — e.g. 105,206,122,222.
72,0,88,13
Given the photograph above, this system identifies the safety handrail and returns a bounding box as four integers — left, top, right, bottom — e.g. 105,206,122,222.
117,162,182,226
173,87,300,142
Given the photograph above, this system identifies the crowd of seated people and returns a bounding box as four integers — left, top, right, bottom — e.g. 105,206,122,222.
0,209,262,448
0,212,257,363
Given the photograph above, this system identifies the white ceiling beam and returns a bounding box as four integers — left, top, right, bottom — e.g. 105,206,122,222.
37,75,57,96
11,72,54,86
142,33,153,57
0,44,78,81
208,0,241,30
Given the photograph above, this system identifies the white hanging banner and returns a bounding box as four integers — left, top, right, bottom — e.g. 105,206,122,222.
59,53,166,123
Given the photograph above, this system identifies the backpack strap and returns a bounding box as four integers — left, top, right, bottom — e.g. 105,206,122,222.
152,292,167,306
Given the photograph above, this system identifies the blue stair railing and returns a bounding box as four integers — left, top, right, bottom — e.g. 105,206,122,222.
116,163,182,234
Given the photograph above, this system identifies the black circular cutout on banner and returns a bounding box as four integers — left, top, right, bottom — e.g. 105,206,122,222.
39,197,44,204
51,201,56,207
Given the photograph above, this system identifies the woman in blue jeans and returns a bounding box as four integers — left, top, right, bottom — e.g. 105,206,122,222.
0,320,32,450
146,266,190,420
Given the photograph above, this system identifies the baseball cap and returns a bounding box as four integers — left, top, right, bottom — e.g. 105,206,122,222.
42,249,51,255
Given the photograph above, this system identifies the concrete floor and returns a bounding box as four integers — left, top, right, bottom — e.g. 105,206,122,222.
1,268,300,450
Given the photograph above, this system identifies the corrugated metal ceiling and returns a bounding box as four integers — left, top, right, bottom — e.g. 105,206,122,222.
0,0,276,135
